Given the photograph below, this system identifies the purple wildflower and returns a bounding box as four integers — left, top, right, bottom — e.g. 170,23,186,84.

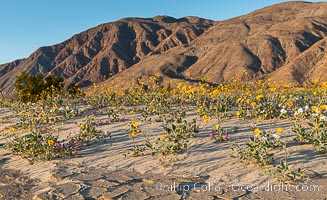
104,130,111,136
209,132,215,137
55,143,62,148
223,133,229,140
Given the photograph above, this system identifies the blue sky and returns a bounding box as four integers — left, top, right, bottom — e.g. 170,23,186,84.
0,0,324,64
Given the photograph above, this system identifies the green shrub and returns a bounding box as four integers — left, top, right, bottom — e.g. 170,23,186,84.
15,72,64,102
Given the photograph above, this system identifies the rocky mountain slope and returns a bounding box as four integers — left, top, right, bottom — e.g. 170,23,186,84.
0,16,213,95
107,1,327,86
1,1,327,96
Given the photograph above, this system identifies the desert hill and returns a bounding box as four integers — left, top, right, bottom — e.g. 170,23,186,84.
107,1,327,86
0,16,213,95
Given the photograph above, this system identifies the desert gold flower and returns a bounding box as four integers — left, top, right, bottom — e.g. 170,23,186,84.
215,124,220,130
253,128,260,135
312,106,318,112
285,101,292,107
211,89,219,96
321,82,327,89
270,87,276,92
202,115,209,123
251,102,257,107
52,105,58,111
160,134,165,139
48,139,54,146
131,132,137,137
319,105,327,111
243,69,248,75
132,120,139,128
15,134,19,138
9,127,15,133
255,94,263,100
236,111,241,117
79,124,85,129
276,127,283,134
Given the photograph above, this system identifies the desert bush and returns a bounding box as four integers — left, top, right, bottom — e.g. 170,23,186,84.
15,72,64,102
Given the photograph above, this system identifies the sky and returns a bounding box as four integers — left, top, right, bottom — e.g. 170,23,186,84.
0,0,324,64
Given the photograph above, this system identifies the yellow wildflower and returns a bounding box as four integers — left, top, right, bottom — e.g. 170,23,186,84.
160,134,165,139
251,102,257,107
285,101,292,107
215,124,220,130
9,127,15,133
48,139,54,146
312,106,318,112
276,127,283,134
202,115,209,123
52,105,58,111
79,124,85,129
131,132,137,137
255,94,263,100
253,128,260,135
211,89,219,96
132,120,139,128
319,105,327,111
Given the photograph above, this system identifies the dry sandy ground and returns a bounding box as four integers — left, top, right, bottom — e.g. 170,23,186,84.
0,107,326,199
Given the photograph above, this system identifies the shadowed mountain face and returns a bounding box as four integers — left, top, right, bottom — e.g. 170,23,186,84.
1,2,327,96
